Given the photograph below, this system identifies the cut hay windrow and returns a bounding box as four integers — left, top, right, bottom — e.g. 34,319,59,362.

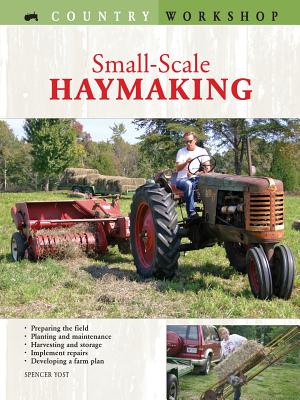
215,340,266,380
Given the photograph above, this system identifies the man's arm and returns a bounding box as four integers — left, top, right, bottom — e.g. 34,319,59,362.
176,158,192,172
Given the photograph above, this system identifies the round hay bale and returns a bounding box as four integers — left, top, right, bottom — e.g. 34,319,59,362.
292,220,300,230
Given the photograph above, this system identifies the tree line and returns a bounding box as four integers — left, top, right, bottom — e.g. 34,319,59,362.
0,118,299,191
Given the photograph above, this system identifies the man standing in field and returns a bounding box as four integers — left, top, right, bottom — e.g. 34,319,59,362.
175,131,210,219
218,327,247,400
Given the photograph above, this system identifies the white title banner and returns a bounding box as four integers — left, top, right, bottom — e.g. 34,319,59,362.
0,25,300,117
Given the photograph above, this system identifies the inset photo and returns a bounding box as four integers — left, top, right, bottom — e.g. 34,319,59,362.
166,324,300,400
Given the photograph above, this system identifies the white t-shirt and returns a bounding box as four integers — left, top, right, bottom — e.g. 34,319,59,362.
176,146,209,179
221,334,247,358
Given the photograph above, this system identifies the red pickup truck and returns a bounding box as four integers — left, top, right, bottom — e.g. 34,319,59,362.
167,325,222,375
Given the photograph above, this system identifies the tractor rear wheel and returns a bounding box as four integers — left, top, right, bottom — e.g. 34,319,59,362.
130,184,180,279
224,241,248,274
11,232,27,261
271,244,295,300
246,247,273,300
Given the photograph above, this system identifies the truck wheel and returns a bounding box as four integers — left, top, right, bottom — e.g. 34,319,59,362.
271,244,295,300
202,355,212,375
11,232,27,261
224,242,248,274
246,247,273,300
167,374,178,400
193,355,211,375
130,184,180,279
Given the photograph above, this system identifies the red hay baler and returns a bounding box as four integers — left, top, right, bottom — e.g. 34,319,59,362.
10,197,130,261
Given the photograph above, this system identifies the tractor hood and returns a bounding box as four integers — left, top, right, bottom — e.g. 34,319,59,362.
197,173,284,192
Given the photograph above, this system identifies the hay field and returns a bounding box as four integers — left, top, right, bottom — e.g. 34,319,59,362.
0,191,299,318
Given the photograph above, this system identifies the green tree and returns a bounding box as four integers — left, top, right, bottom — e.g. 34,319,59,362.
24,119,83,191
0,121,34,191
270,142,298,190
134,119,206,177
110,122,127,140
134,118,300,175
137,133,178,178
83,141,117,175
108,123,139,177
0,120,15,190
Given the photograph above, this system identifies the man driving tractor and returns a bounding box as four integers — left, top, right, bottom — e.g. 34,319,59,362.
175,131,210,219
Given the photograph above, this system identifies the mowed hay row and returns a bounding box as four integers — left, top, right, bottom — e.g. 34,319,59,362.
215,341,266,380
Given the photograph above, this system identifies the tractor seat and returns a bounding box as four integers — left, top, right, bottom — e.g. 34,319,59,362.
170,172,202,203
170,172,185,198
154,170,185,198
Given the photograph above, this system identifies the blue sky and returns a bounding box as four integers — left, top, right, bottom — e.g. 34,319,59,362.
3,119,143,144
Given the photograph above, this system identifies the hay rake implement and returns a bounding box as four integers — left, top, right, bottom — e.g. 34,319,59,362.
200,326,300,400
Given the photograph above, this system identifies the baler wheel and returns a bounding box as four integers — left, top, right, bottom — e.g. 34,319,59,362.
224,241,248,274
271,244,295,300
11,232,27,261
246,247,273,300
130,183,180,279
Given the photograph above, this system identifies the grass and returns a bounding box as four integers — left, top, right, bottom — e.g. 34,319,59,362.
0,191,299,318
179,363,300,400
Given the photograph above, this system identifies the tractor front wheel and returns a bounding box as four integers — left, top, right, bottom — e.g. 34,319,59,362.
130,184,180,279
224,241,248,274
11,232,27,261
246,247,273,300
271,244,295,300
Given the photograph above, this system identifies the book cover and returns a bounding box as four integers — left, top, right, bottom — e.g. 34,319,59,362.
0,1,299,399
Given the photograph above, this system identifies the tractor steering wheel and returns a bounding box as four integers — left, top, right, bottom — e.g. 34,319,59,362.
187,155,216,175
